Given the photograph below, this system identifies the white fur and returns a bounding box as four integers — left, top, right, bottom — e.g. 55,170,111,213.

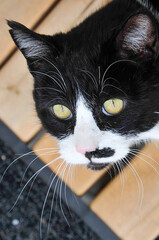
14,30,48,57
74,97,101,151
58,96,159,165
137,0,159,21
124,15,152,53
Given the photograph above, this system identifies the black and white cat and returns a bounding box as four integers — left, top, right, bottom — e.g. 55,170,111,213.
8,0,159,170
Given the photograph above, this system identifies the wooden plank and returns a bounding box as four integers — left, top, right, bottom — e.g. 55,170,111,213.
75,0,112,27
0,0,56,66
36,0,108,34
0,0,108,142
32,134,107,196
91,142,159,240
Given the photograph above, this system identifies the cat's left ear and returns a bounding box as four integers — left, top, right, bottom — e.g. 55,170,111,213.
116,13,159,60
8,20,62,62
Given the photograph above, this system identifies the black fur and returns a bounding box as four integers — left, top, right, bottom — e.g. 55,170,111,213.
8,0,159,141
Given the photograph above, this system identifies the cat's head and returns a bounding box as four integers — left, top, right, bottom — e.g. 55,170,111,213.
8,0,159,170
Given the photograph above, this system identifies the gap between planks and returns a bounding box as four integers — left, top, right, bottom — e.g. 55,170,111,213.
0,0,59,67
91,141,159,240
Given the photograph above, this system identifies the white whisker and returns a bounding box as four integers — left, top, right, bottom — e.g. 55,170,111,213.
131,148,159,166
9,156,61,213
64,164,72,217
46,164,62,236
59,163,70,227
130,151,159,175
116,161,125,205
102,83,128,97
101,59,136,87
21,149,58,184
34,87,63,94
40,160,64,239
80,69,98,89
30,71,65,92
46,164,69,237
70,165,79,206
39,56,67,89
0,147,58,183
98,65,101,85
112,163,118,176
123,157,144,209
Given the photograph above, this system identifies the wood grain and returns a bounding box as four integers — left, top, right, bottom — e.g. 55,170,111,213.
91,142,159,240
75,0,112,27
33,134,107,196
0,0,108,142
0,0,56,65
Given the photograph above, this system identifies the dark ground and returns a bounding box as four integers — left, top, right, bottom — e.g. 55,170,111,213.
0,139,101,240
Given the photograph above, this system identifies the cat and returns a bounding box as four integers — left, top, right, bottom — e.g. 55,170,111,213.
8,0,159,170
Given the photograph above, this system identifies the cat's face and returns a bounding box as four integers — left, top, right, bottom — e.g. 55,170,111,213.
9,0,159,170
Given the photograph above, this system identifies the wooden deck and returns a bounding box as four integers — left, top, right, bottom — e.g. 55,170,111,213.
1,1,159,239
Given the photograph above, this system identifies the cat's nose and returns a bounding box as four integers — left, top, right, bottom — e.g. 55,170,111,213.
76,147,96,155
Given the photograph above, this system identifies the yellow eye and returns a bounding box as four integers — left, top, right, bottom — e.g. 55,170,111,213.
103,99,124,116
52,105,72,120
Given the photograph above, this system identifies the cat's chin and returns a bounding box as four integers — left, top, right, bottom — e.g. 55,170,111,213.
87,162,109,171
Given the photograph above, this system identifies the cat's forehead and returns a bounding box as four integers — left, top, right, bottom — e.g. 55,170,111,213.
51,58,139,99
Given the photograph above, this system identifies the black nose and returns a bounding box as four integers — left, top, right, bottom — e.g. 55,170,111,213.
85,147,115,160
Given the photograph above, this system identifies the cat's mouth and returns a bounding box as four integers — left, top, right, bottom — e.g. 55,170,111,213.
87,162,109,170
85,147,115,159
85,148,115,170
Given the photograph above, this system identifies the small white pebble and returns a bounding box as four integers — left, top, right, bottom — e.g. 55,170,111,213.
1,155,6,161
12,219,20,226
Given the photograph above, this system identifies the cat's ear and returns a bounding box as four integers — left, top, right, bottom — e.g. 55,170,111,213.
8,20,60,61
116,14,159,60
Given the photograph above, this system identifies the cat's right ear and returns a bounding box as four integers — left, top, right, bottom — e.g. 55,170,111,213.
8,20,62,65
116,13,159,60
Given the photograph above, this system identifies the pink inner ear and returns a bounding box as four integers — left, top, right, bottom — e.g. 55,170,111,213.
116,13,158,59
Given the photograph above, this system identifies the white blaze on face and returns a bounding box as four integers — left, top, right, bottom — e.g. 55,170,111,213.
74,97,101,154
58,96,101,165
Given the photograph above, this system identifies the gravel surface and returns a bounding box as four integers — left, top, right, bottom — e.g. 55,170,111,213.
0,139,101,240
